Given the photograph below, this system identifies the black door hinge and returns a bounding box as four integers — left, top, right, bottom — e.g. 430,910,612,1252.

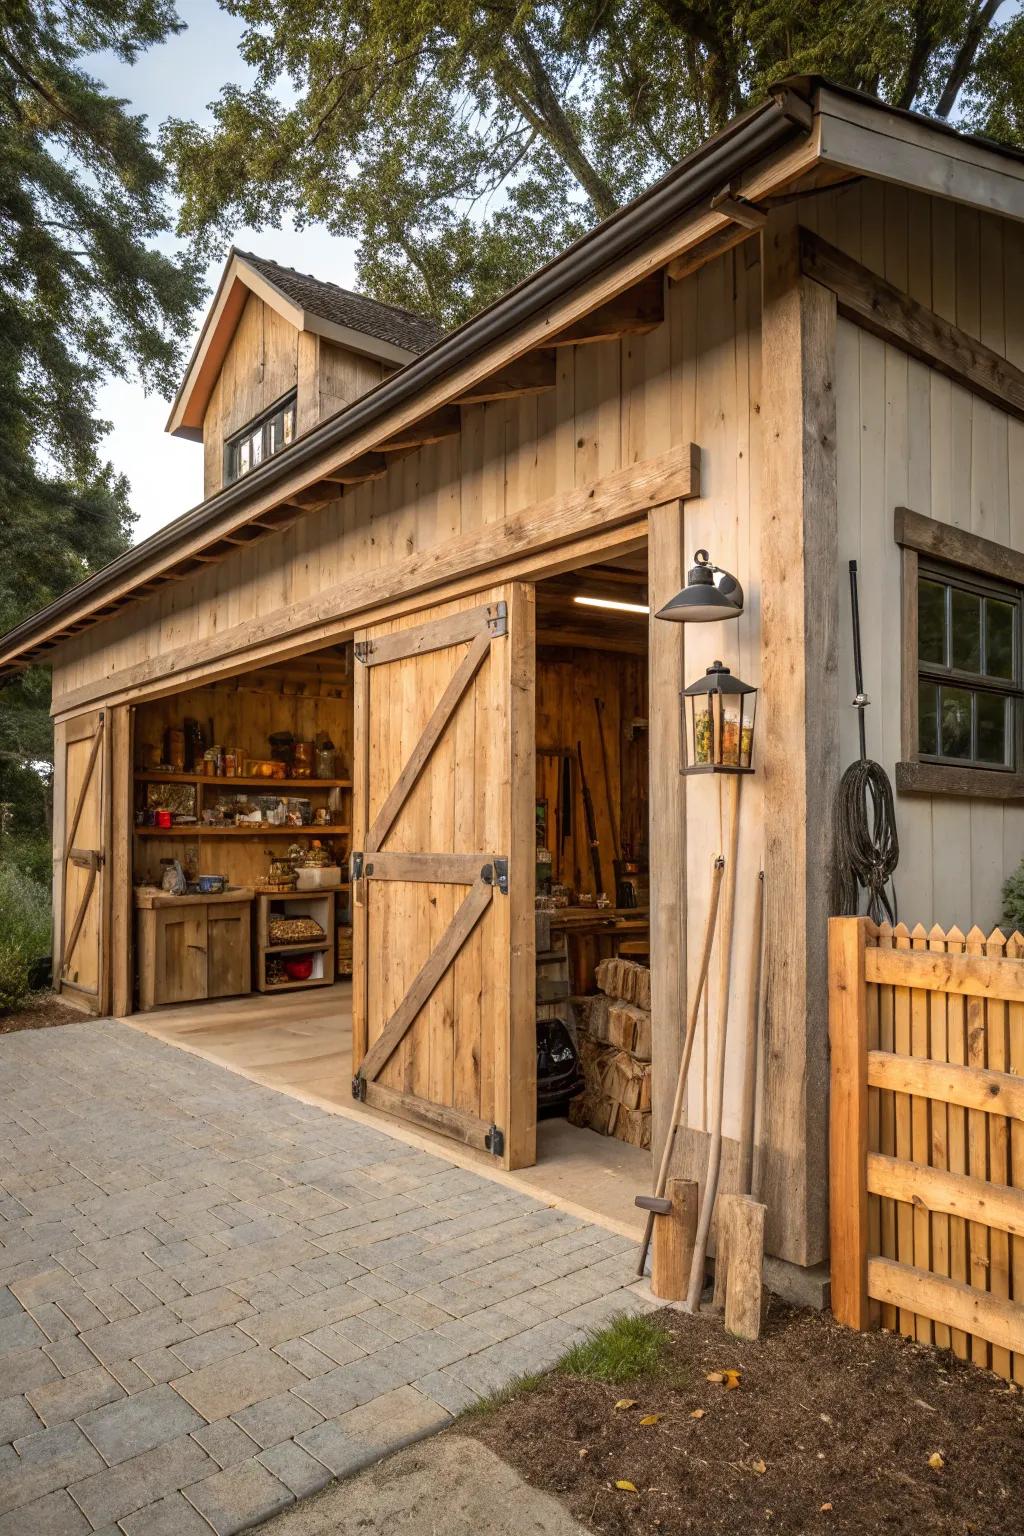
350,851,364,881
351,1074,366,1102
487,601,508,638
354,641,374,664
485,1124,505,1158
481,857,509,895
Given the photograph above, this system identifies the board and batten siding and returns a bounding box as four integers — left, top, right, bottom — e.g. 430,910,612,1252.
798,180,1024,934
49,248,766,1143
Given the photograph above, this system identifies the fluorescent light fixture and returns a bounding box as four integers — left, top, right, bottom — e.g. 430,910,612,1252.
574,595,650,616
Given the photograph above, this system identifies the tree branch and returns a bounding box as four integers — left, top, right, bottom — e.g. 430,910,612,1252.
935,0,1000,117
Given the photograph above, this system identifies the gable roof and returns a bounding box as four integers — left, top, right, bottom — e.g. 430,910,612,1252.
4,75,1024,681
236,252,443,356
166,248,443,440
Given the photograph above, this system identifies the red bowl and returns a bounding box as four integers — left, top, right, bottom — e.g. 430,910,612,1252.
284,954,314,981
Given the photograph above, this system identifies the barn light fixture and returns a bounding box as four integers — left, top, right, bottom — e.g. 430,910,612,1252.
655,549,743,622
681,660,757,775
573,595,650,616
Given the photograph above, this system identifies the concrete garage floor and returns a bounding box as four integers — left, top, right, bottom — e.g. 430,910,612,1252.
0,1018,651,1535
126,984,650,1239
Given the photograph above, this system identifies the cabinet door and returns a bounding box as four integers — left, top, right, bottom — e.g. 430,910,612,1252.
207,903,252,999
154,907,208,1005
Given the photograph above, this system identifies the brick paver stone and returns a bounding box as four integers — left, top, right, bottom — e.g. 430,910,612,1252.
0,1018,650,1531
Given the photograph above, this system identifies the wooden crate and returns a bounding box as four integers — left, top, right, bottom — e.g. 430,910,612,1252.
256,891,336,993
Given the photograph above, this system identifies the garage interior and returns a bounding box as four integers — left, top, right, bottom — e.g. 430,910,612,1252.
125,547,654,1230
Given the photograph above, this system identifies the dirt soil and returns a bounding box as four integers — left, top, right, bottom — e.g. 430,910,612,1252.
470,1303,1024,1535
0,991,87,1035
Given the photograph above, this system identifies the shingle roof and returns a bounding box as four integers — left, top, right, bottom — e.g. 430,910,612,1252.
236,251,443,356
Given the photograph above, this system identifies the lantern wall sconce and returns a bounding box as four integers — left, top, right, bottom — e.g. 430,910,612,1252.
655,549,744,623
682,660,757,775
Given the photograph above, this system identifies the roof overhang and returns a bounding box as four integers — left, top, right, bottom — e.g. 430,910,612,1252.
166,251,420,440
5,77,1024,683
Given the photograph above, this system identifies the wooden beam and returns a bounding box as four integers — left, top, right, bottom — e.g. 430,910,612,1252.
377,405,462,451
710,186,767,229
867,1153,1024,1239
866,944,1024,1003
758,207,839,1268
868,1051,1024,1121
451,350,556,403
828,917,870,1329
319,453,389,484
547,272,664,346
895,505,1024,589
668,226,757,283
52,444,699,716
800,228,1024,422
867,1256,1024,1358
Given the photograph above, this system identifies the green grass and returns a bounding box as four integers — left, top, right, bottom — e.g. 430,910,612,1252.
461,1311,674,1421
0,856,51,1012
559,1311,669,1386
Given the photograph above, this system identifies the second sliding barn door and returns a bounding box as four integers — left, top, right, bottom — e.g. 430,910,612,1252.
351,587,536,1169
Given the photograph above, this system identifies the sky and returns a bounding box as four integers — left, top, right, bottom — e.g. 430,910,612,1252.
92,0,360,542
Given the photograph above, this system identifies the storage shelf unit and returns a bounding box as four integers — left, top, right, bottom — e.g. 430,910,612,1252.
256,890,336,993
136,824,351,837
134,772,351,790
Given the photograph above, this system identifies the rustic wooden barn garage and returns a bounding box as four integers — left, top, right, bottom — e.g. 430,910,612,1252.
3,78,1024,1289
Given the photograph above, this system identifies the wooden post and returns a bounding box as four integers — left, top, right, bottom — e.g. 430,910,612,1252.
737,869,765,1195
722,1193,767,1340
648,499,688,1162
759,205,839,1266
651,1177,698,1302
828,916,870,1330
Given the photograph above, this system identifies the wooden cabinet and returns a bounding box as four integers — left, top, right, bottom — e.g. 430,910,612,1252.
136,888,253,1010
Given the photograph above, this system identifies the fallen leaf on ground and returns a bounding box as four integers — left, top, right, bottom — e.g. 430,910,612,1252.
639,1414,663,1425
751,1458,767,1475
724,1369,742,1390
690,1408,706,1419
706,1371,725,1384
578,1448,589,1458
614,1399,638,1411
928,1452,945,1470
820,1503,833,1513
615,1480,639,1493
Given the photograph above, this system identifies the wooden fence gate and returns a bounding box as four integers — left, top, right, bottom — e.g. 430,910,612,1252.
55,709,110,1013
829,916,1024,1381
350,587,535,1169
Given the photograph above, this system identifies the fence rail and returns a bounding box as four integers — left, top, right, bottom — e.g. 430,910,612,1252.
829,916,1024,1382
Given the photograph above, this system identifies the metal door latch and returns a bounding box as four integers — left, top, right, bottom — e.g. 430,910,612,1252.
485,1125,505,1158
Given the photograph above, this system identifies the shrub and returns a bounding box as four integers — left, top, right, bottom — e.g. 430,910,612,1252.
0,941,30,1013
1003,860,1024,932
0,857,51,1013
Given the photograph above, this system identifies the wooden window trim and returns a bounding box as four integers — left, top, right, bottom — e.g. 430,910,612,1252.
896,507,1024,800
225,390,297,486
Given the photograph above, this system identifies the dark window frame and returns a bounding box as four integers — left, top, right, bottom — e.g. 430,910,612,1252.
896,507,1024,799
224,391,297,486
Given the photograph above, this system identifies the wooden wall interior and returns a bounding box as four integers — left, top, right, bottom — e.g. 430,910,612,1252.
534,566,650,901
132,649,353,891
202,291,390,496
803,182,1024,933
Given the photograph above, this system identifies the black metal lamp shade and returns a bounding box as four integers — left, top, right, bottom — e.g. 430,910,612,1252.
655,549,744,623
682,660,757,774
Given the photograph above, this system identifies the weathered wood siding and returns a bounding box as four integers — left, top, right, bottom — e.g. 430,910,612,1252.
803,182,1024,933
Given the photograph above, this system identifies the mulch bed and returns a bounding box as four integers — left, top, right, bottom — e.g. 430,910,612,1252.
0,991,87,1035
469,1302,1024,1535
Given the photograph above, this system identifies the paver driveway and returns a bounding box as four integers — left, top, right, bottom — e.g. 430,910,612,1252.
0,1019,649,1534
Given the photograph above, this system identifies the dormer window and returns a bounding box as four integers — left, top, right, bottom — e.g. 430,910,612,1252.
225,392,297,484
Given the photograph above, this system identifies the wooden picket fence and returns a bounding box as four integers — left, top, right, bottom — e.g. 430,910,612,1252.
829,916,1024,1382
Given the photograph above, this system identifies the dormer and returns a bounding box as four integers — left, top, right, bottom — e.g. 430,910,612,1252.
166,249,442,498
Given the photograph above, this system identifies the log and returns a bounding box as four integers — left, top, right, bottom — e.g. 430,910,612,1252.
721,1193,767,1340
651,1177,698,1302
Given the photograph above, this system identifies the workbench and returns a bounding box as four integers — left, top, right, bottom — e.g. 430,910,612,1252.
547,907,649,995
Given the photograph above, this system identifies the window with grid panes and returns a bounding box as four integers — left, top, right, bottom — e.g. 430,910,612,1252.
225,392,296,484
916,562,1021,771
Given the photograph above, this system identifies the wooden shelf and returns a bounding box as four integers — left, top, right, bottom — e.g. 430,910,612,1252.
135,825,351,838
258,974,337,993
134,771,351,790
265,939,331,955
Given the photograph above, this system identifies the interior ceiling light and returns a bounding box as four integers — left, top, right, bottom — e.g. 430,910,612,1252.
655,548,744,623
574,595,650,616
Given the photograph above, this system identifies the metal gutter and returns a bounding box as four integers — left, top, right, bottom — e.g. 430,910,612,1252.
0,86,809,668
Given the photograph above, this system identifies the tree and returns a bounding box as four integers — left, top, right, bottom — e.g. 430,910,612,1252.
1,0,203,837
166,0,1024,329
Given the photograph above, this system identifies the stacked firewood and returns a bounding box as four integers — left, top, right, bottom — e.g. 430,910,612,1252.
569,958,652,1149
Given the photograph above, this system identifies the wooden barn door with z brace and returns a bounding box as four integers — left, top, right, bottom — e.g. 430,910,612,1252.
56,708,111,1013
350,588,536,1169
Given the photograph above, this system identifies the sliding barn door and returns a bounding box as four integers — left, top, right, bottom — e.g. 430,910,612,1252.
351,587,536,1168
56,709,110,1013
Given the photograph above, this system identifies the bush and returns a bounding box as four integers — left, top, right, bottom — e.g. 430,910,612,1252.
0,857,51,1014
1003,860,1024,932
0,941,30,1012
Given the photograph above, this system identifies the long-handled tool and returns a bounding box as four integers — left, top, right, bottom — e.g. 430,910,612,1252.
576,740,605,899
685,771,742,1312
635,853,725,1276
593,697,621,862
